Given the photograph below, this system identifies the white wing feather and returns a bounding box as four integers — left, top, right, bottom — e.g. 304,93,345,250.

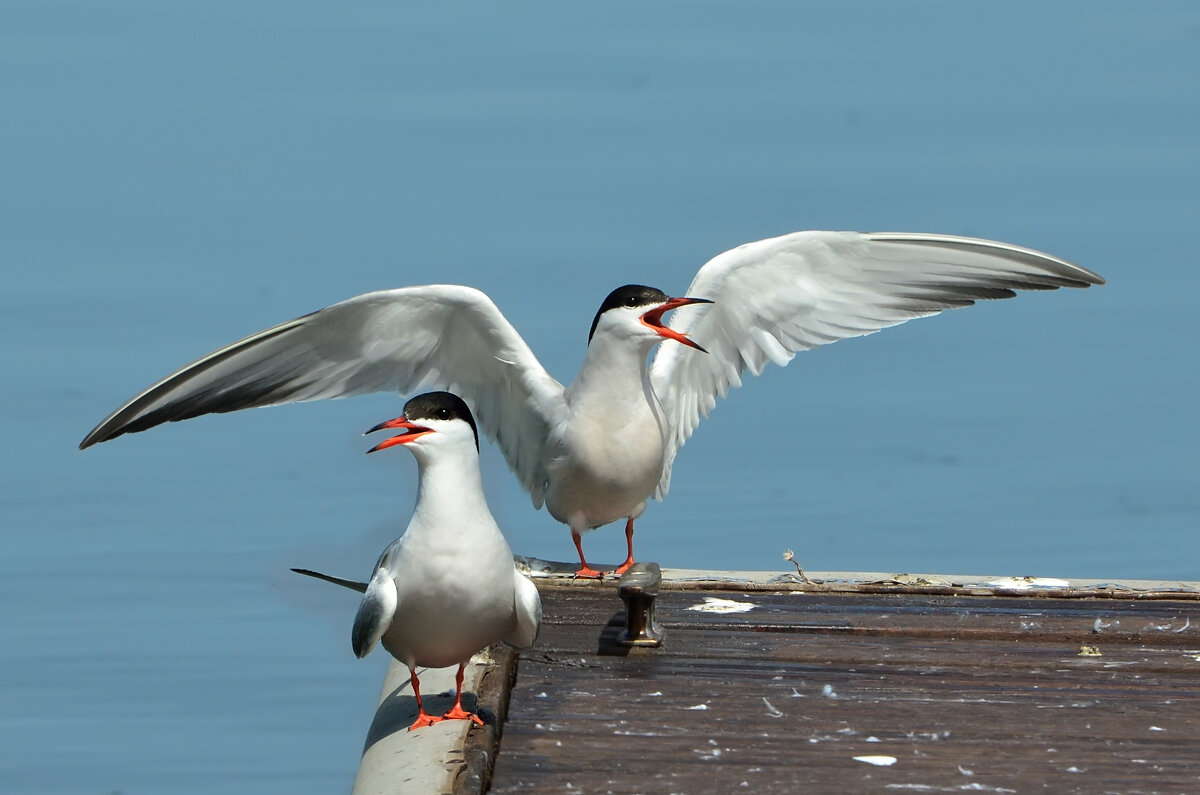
79,285,566,506
649,231,1105,497
505,571,542,650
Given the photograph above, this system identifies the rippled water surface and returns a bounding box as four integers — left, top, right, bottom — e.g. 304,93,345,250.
2,2,1198,791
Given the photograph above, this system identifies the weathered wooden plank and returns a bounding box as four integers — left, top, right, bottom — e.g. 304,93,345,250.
455,644,518,795
488,585,1200,794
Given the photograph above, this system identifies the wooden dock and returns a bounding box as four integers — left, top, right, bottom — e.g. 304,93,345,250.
355,568,1200,794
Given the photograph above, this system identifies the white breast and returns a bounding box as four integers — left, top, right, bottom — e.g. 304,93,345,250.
380,520,519,668
545,377,667,531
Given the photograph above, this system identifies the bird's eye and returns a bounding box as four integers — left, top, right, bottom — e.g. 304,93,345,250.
625,296,638,307
438,408,450,419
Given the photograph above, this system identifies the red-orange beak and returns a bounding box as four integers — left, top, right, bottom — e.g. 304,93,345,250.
641,296,713,352
364,416,433,452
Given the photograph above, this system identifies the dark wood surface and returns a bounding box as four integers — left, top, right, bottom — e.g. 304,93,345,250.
487,583,1200,794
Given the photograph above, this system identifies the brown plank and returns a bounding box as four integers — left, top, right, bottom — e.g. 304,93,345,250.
488,586,1200,794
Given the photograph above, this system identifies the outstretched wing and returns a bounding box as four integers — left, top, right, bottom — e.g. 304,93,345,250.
79,285,567,506
649,231,1105,497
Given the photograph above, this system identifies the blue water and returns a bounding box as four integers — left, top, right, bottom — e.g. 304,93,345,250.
2,2,1198,791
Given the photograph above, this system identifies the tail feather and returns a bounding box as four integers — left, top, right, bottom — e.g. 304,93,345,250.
290,567,369,594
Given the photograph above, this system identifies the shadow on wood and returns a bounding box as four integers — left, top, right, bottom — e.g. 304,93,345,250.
362,675,489,754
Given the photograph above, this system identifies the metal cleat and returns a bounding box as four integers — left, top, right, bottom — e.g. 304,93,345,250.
617,562,665,647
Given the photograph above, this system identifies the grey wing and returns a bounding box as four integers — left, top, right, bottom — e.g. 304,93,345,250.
351,567,398,659
649,230,1105,497
504,571,542,650
79,284,567,506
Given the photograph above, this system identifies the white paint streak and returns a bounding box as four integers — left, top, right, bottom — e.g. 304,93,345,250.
686,596,757,614
987,577,1070,590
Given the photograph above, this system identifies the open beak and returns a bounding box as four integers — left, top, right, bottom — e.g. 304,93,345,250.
364,415,433,452
641,296,713,353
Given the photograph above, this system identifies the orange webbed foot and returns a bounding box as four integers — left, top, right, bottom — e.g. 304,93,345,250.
441,705,485,726
610,558,636,576
408,711,441,731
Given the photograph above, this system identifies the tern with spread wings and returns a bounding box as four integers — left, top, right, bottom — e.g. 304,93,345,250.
80,230,1104,576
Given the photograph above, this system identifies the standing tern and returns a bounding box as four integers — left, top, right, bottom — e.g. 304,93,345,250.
79,230,1104,576
293,391,542,730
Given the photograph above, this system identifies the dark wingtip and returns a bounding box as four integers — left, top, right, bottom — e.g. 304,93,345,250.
78,428,108,450
351,624,371,659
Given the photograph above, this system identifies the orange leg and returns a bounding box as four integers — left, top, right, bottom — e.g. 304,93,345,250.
572,530,605,579
440,663,485,726
611,518,637,576
407,668,441,731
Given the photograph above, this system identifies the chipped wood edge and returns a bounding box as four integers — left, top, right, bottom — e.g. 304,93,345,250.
514,558,1200,601
455,644,519,795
